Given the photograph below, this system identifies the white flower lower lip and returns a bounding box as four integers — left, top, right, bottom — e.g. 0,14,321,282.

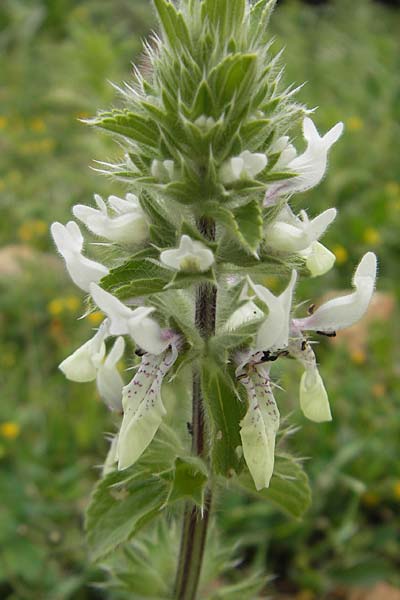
116,344,179,470
293,252,377,333
160,235,215,273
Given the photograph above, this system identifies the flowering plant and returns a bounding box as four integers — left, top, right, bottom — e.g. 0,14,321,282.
51,1,377,597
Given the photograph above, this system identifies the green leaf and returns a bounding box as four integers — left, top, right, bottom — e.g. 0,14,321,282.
201,0,246,38
191,80,215,119
165,268,216,291
85,467,170,562
201,362,245,477
153,0,191,50
250,0,277,43
208,320,261,364
139,192,177,246
205,200,263,255
210,54,258,110
101,258,170,299
233,201,264,254
237,454,312,519
167,457,208,506
150,290,203,348
208,573,267,600
91,111,159,148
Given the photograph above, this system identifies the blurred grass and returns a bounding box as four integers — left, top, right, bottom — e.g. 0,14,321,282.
0,0,399,598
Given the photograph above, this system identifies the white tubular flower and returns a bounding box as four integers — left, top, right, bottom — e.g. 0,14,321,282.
249,270,297,352
151,159,175,182
117,344,179,470
51,221,109,292
59,321,125,411
59,321,108,382
299,241,336,277
160,235,215,273
239,362,280,490
266,206,337,253
90,283,171,355
73,193,149,244
96,336,126,411
289,335,331,423
220,150,268,184
195,115,216,130
271,136,297,170
265,117,344,201
293,252,377,334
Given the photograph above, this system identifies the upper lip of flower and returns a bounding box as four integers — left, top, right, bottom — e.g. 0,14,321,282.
51,221,109,292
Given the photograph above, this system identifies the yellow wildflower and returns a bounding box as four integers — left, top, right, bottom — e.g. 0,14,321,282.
17,219,47,242
88,311,104,325
48,298,65,316
346,116,364,132
64,296,80,312
362,491,379,507
30,118,46,133
372,383,386,398
296,591,315,600
385,182,400,197
0,422,21,440
363,227,381,245
333,244,348,265
350,349,366,365
393,481,400,501
0,116,7,129
39,138,55,153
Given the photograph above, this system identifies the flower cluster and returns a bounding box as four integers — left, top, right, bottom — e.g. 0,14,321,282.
51,0,378,493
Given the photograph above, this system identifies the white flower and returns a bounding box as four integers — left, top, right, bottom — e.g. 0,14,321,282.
151,159,175,182
90,283,171,355
289,252,377,422
195,115,216,130
266,206,337,253
265,117,344,201
271,136,297,170
238,361,279,489
59,321,125,411
249,270,297,352
288,334,331,423
220,150,268,184
73,193,149,244
160,235,215,273
293,252,377,334
117,344,178,469
96,336,126,411
299,241,336,277
51,221,109,292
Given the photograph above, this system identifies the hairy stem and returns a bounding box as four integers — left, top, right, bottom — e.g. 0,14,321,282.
174,218,216,600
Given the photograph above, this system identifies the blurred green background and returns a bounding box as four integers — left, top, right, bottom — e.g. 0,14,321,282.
0,0,399,598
